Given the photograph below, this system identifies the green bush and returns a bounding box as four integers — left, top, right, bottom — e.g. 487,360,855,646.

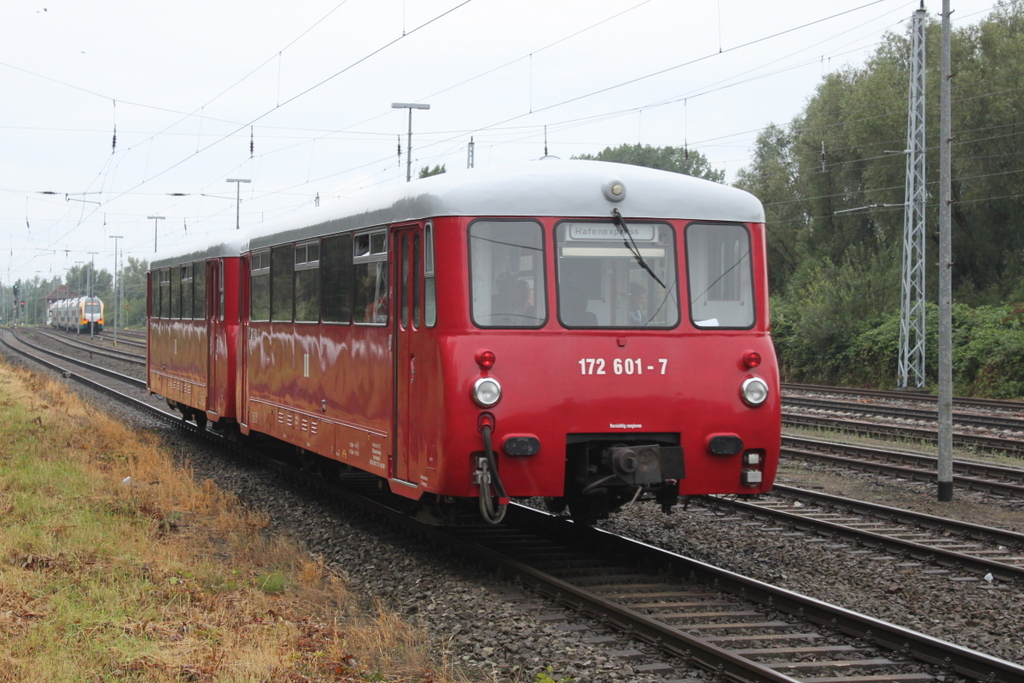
773,300,1024,398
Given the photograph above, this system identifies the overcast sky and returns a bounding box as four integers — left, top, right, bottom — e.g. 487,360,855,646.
0,0,994,286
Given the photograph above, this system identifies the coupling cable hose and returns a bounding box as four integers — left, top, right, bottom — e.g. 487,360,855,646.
478,425,507,524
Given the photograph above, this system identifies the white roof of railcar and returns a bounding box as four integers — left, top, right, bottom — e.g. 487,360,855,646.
245,159,764,252
151,233,248,270
150,160,764,264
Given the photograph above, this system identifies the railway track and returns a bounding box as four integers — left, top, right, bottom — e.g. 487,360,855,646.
3,326,1024,683
782,411,1024,455
783,383,1024,414
42,323,148,350
703,486,1024,581
784,395,1024,433
24,327,145,367
782,435,1024,498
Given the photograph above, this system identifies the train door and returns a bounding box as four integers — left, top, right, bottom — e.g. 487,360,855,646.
238,255,252,434
207,259,220,419
391,225,422,485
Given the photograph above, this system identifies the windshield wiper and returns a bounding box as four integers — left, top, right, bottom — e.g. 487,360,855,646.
611,208,665,289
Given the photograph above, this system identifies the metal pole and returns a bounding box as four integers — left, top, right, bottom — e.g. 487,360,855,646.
391,103,430,182
87,251,98,339
110,235,123,346
406,108,413,182
898,6,928,389
937,0,954,501
226,179,251,229
148,215,165,253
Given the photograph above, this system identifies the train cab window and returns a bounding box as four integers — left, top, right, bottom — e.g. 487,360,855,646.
555,221,679,328
180,265,193,319
321,234,353,323
469,220,546,328
685,223,754,329
294,241,320,322
158,269,170,318
271,245,295,322
193,262,206,319
353,230,388,325
424,222,436,327
250,250,270,322
170,267,182,319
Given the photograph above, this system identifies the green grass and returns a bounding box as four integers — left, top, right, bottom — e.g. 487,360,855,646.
0,363,463,682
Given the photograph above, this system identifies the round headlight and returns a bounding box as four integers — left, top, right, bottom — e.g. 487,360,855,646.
741,377,769,407
472,377,502,408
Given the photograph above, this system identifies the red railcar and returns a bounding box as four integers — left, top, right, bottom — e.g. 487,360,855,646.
148,237,244,428
149,160,780,524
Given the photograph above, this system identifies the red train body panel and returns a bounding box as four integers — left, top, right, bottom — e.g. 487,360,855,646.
148,241,243,427
148,160,781,523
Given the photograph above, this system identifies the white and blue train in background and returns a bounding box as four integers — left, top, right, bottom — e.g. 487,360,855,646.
48,296,105,333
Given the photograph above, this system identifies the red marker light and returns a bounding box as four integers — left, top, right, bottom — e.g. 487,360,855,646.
742,351,761,369
476,350,496,370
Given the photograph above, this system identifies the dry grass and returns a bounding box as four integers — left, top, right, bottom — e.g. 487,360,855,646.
0,362,472,683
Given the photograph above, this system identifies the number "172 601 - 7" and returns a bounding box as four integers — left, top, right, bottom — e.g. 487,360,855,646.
578,358,668,375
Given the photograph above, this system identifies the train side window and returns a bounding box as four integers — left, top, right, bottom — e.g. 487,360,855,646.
685,223,754,329
250,251,270,322
181,264,193,319
424,222,436,327
469,220,546,328
294,241,320,323
149,272,158,318
158,269,170,319
170,266,182,319
271,245,295,322
353,229,388,325
193,262,206,319
321,234,353,323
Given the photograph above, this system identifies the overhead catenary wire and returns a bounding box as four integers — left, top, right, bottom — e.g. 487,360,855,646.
2,0,1013,278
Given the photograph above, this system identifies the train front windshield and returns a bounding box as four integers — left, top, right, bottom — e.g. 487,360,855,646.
467,220,754,330
555,221,679,329
84,299,102,315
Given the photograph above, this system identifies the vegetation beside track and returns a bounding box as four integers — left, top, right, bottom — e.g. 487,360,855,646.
774,301,1024,398
0,360,461,683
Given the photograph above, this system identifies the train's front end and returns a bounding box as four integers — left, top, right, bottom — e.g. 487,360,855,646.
437,162,779,524
81,296,104,333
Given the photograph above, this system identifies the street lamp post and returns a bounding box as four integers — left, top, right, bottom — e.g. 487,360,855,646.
226,178,251,229
391,102,430,182
110,235,123,346
148,215,165,253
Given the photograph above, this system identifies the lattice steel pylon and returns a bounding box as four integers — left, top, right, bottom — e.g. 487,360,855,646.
898,6,928,389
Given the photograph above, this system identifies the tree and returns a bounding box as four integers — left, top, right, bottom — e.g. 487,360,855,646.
65,263,112,299
574,143,726,183
419,164,446,178
118,257,150,327
735,124,807,295
738,2,1024,390
740,2,1024,305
